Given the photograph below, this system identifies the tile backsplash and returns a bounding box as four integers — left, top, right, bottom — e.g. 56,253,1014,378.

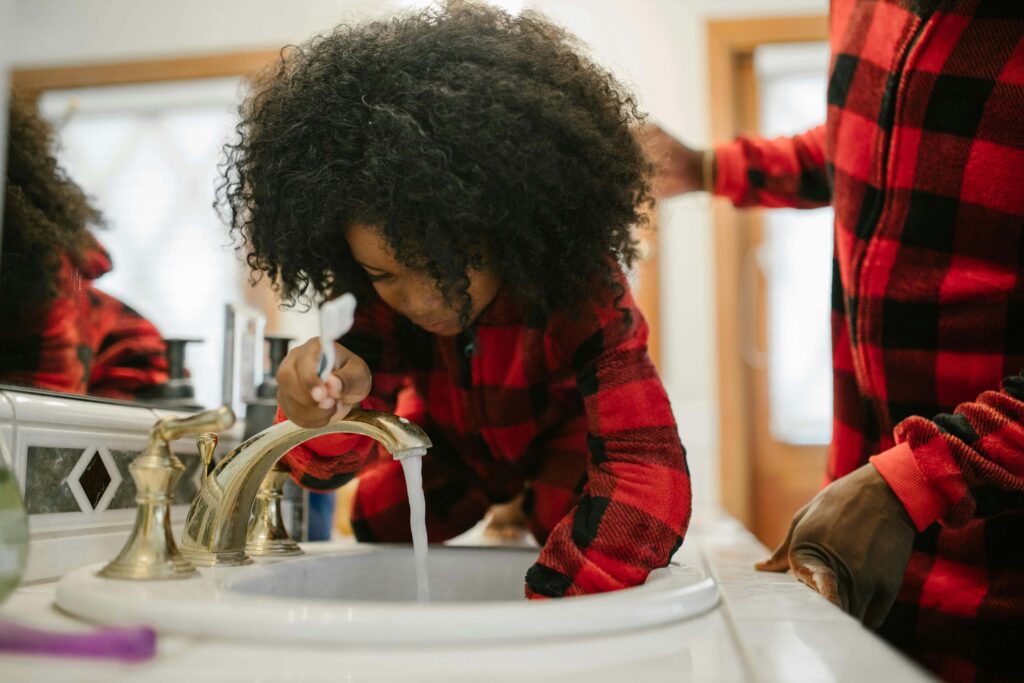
0,388,241,581
23,445,201,515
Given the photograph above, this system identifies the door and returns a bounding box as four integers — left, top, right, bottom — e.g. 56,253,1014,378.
709,17,831,547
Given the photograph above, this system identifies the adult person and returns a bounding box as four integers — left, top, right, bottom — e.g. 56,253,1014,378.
641,1,1023,680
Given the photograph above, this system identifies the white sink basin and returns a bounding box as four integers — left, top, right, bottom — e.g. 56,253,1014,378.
56,543,718,643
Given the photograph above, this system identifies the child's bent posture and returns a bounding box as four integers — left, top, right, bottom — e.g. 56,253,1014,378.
218,1,691,598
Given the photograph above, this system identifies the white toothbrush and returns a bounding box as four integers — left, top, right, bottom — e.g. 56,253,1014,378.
317,293,357,382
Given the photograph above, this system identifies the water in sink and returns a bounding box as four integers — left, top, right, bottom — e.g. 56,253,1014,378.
399,452,431,602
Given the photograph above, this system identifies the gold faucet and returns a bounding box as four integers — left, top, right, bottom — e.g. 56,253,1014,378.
100,406,236,580
246,462,303,557
179,409,432,567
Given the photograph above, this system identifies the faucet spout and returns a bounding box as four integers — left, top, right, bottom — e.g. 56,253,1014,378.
179,409,431,566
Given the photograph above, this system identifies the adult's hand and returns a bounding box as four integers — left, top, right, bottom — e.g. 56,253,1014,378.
636,124,707,198
756,463,916,629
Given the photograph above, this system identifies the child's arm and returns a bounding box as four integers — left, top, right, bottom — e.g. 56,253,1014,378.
526,274,692,597
274,297,422,490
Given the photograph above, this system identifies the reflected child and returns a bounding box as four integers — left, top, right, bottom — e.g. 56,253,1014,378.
0,95,169,399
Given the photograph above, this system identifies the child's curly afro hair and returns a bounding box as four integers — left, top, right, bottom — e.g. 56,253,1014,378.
3,94,103,321
218,0,652,318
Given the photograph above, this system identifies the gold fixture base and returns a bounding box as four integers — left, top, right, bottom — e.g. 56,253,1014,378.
247,466,303,557
99,407,235,580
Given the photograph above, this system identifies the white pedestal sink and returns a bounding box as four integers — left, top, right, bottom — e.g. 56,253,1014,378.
55,544,718,643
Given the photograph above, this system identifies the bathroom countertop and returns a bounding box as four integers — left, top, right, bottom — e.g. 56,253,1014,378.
0,515,934,682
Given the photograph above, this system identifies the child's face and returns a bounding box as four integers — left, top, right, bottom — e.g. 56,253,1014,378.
344,224,501,337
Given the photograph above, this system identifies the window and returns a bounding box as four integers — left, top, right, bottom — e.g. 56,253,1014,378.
755,42,833,445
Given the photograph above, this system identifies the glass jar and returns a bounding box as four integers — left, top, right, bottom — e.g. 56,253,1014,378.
0,436,28,603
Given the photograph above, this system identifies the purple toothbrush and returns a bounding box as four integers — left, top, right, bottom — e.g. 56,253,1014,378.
0,618,156,662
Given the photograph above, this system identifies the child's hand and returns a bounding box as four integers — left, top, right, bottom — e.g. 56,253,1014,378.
276,337,372,428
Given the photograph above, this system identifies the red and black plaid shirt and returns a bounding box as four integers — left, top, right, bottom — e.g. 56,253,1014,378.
0,244,169,400
714,1,1024,679
277,273,692,598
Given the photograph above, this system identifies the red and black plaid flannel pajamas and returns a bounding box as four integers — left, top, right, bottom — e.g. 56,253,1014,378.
277,273,692,598
714,1,1024,680
0,245,169,399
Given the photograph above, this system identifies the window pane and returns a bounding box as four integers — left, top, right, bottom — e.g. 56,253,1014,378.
755,43,833,445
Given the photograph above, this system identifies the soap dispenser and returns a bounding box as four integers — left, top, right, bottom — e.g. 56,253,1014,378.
242,335,292,438
149,338,203,411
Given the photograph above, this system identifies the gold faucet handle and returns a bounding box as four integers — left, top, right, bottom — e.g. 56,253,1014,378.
99,410,233,581
158,406,235,443
196,432,219,477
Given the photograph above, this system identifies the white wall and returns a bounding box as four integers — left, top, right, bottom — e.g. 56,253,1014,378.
0,0,14,232
10,0,827,513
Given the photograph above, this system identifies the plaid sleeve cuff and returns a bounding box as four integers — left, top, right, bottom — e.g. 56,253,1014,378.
273,403,376,475
870,443,949,532
713,140,750,203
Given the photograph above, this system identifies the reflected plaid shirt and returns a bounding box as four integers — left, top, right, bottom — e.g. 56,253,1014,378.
714,1,1024,680
0,245,169,400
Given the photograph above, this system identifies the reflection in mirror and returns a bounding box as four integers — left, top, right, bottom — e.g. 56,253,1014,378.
1,77,318,409
39,79,244,408
0,92,171,402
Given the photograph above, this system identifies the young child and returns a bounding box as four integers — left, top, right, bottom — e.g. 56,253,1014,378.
218,1,691,598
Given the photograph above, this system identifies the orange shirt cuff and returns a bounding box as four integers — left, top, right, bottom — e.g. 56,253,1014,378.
870,443,948,532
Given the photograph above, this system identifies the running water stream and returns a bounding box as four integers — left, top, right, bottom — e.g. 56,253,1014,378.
398,450,431,602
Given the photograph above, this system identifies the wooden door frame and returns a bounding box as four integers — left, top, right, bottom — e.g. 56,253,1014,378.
10,50,280,99
635,211,662,370
708,15,828,529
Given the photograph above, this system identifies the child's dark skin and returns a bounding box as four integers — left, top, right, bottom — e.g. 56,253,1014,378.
277,224,501,427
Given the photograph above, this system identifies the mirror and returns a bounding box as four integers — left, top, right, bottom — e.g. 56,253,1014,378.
1,45,322,410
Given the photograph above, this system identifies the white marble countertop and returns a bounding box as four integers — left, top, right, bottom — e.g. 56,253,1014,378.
0,516,934,682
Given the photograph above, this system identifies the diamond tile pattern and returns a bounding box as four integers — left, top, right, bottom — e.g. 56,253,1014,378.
25,444,203,514
78,449,113,510
65,446,121,513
